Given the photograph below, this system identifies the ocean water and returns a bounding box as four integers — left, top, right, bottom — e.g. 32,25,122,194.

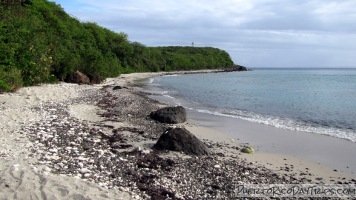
149,68,356,143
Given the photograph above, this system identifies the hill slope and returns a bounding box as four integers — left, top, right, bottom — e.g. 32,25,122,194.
0,0,234,92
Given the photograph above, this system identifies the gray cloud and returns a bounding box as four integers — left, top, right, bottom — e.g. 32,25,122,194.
54,0,356,68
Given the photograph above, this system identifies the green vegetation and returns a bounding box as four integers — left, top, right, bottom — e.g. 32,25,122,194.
147,46,234,72
0,0,234,92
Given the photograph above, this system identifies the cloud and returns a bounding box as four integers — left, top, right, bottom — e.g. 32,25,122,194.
54,0,356,68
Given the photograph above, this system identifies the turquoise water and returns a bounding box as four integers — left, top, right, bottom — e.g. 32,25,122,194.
150,68,356,142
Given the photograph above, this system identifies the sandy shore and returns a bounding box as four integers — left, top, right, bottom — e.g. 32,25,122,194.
0,82,132,199
186,110,356,177
1,71,355,199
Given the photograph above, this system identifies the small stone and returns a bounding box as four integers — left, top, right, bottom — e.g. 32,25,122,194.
113,86,123,90
70,142,80,146
43,166,51,172
57,163,64,168
79,168,90,174
141,149,150,154
241,146,254,154
78,162,84,168
214,164,221,169
77,156,87,161
119,157,128,162
54,164,61,170
45,155,60,160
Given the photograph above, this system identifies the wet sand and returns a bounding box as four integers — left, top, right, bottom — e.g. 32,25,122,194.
188,110,356,175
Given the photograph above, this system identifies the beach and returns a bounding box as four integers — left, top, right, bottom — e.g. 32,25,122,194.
1,72,355,199
186,110,356,180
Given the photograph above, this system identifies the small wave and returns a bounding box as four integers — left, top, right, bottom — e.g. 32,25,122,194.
164,74,180,77
161,91,175,99
162,94,175,99
189,107,356,143
148,78,155,84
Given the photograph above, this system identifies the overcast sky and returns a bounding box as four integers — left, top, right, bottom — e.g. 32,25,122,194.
52,0,356,68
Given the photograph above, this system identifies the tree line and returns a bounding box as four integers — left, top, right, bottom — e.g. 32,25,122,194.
0,0,234,92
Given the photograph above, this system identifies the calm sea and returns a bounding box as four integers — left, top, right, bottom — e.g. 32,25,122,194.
148,68,356,143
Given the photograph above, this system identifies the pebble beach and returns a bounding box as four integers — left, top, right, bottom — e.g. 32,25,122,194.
1,72,355,199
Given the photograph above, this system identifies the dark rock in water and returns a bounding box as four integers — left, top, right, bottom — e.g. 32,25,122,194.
113,86,123,90
150,106,186,124
66,70,90,84
153,127,210,156
224,64,248,72
235,64,248,71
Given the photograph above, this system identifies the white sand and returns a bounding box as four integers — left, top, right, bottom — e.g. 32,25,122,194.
69,104,104,122
0,83,131,199
0,158,131,200
1,83,79,159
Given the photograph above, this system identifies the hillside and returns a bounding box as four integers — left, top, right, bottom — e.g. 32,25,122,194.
0,0,234,92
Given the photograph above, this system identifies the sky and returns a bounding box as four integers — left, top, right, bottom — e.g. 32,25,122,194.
52,0,356,68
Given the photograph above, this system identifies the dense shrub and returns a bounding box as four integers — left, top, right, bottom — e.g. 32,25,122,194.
0,67,23,92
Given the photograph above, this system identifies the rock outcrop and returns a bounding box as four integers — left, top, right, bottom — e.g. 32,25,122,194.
150,106,187,124
224,64,248,72
153,127,210,156
66,70,91,84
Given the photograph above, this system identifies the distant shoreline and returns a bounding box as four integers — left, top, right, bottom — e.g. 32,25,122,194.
250,67,356,70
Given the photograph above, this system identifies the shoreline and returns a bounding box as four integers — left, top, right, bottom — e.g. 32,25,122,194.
187,110,356,174
1,71,355,199
140,71,356,179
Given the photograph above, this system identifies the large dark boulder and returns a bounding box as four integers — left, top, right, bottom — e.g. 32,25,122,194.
150,106,187,124
153,128,210,156
66,70,90,84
